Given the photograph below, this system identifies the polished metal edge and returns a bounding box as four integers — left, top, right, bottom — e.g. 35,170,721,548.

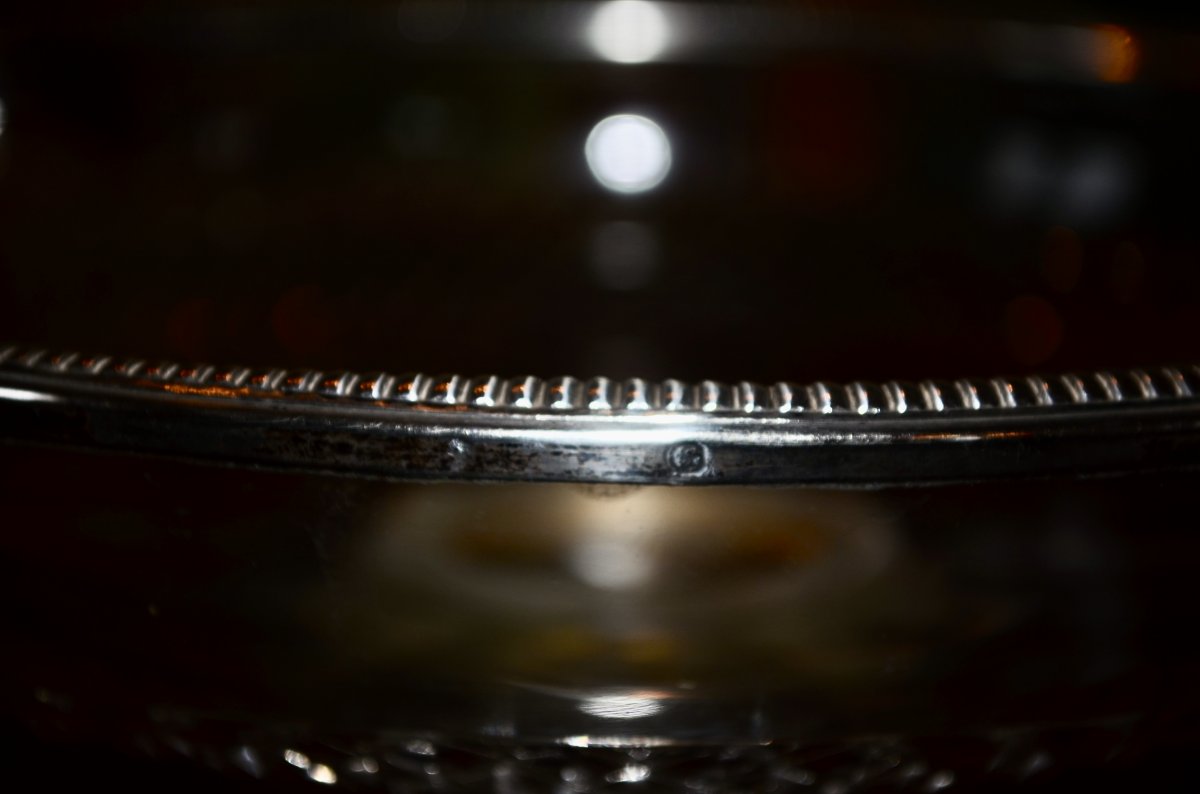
3,344,1200,485
1,344,1196,415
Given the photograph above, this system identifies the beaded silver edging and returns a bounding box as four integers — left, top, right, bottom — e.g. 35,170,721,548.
1,345,1197,414
2,345,1200,485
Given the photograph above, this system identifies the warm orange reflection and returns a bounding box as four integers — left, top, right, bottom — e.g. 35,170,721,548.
161,382,250,399
1093,25,1139,84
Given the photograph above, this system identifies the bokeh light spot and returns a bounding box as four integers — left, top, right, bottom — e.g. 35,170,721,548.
588,1,670,64
585,114,672,194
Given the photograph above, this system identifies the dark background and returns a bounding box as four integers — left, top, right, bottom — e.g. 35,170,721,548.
1,2,1198,383
3,2,1200,792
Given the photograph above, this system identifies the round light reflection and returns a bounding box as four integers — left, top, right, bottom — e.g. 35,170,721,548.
584,114,672,195
588,0,670,64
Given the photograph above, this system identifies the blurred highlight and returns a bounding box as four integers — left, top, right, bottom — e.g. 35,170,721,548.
0,386,61,404
579,692,666,720
1092,25,1138,84
585,114,672,194
588,1,670,64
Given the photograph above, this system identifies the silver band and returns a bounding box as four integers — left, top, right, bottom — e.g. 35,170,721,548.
2,345,1199,485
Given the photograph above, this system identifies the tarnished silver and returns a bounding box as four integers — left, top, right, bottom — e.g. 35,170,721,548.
2,345,1199,485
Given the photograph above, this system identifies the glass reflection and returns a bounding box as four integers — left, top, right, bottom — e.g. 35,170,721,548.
361,485,895,617
283,749,310,768
307,764,337,785
235,746,263,778
585,114,672,194
579,692,666,720
607,764,651,783
349,757,379,774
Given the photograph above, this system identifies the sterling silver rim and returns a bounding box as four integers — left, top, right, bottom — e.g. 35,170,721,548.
2,345,1199,485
